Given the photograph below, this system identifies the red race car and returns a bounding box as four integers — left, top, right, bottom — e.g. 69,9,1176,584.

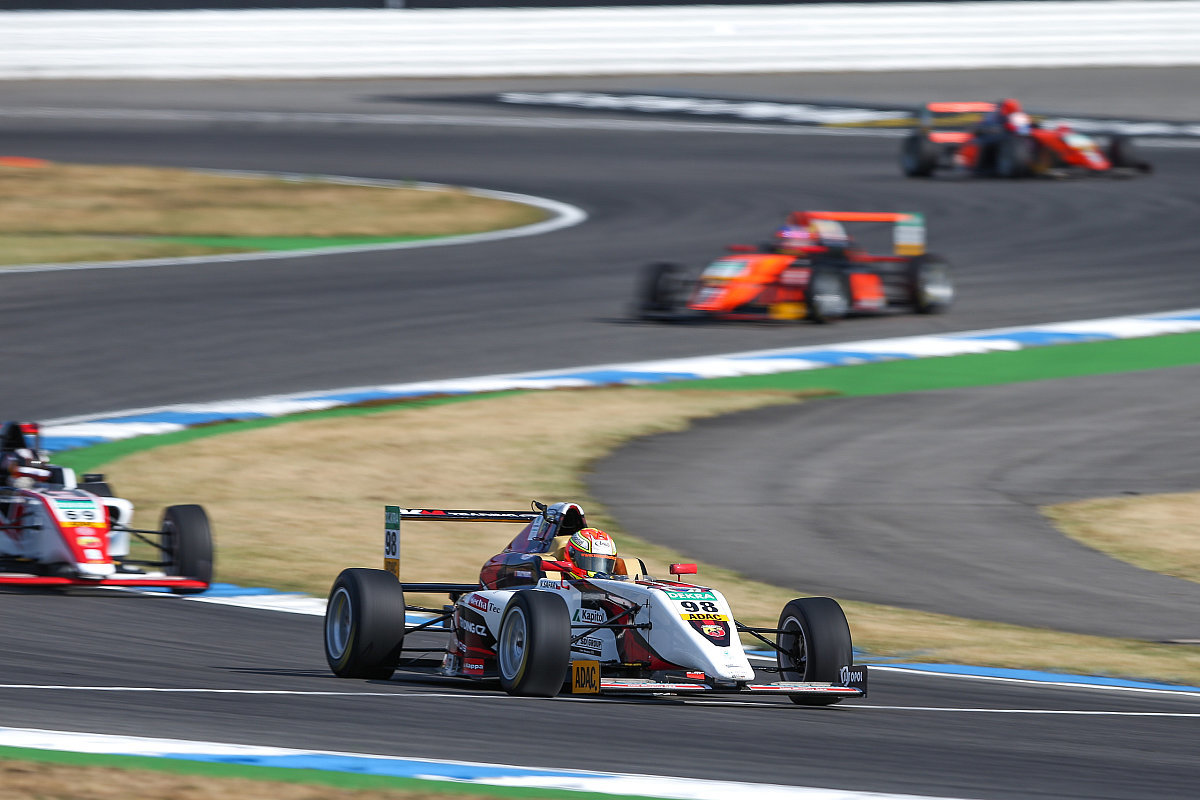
637,210,953,323
0,421,213,592
901,100,1151,178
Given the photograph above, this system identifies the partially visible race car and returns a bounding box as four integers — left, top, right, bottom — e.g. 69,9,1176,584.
636,210,952,323
324,501,867,703
901,100,1152,178
0,421,213,592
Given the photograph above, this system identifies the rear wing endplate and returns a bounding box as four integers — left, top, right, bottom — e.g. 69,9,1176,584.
384,505,539,579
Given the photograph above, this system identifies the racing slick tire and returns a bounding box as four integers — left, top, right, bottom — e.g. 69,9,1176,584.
777,597,854,706
900,132,938,177
805,267,849,324
907,254,954,314
638,262,685,318
1107,135,1152,174
161,504,213,594
324,568,407,680
995,135,1035,178
497,590,571,697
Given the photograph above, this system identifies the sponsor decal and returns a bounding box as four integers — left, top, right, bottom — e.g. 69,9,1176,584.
458,612,491,641
839,664,869,694
463,659,484,675
573,607,607,625
466,594,492,613
686,671,706,680
681,612,728,621
571,660,600,693
664,590,716,601
53,499,104,527
538,577,567,589
688,619,731,647
574,636,604,657
779,267,811,286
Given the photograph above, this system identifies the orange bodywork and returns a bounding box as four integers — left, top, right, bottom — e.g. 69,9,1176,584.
689,254,800,312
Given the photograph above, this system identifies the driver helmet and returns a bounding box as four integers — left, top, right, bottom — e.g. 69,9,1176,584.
773,224,814,251
3,447,52,489
564,528,618,577
999,98,1022,115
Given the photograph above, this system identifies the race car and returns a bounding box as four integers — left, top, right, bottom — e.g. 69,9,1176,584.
636,210,952,323
0,421,213,592
323,501,867,703
901,100,1151,178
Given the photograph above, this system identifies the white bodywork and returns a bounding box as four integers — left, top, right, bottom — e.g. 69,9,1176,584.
1,488,135,574
455,577,755,682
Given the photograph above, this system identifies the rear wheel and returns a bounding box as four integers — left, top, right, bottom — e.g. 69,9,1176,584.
324,568,407,679
907,254,954,314
161,504,213,594
497,590,570,697
777,597,853,706
805,267,849,324
900,132,938,177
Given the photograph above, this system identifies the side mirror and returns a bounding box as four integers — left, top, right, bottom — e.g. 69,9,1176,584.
669,563,697,576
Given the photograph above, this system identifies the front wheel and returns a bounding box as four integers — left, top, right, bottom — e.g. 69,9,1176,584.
497,590,570,697
1108,135,1152,173
324,568,407,679
777,597,853,706
907,254,954,314
637,262,685,318
805,268,849,324
162,504,213,594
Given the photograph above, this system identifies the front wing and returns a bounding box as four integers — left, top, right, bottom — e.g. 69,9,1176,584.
0,574,209,591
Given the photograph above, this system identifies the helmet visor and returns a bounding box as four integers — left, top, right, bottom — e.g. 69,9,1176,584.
572,553,616,575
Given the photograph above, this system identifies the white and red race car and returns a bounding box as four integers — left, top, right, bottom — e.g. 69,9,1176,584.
0,421,212,593
324,501,867,703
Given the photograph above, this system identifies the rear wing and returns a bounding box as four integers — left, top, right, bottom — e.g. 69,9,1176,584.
914,101,996,132
384,505,538,579
788,211,925,256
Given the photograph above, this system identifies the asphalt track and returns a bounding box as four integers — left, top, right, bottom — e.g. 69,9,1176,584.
2,69,1200,798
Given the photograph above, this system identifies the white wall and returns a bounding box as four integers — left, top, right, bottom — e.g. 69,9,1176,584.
2,2,1199,79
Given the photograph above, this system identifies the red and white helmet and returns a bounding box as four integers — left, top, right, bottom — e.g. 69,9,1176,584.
564,528,618,577
3,447,52,489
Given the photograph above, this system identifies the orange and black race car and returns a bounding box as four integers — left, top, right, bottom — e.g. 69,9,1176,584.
636,211,953,324
901,100,1151,179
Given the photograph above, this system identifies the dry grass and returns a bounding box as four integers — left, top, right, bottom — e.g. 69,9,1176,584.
0,162,547,265
100,388,1200,686
109,388,805,595
0,759,499,800
1045,492,1200,583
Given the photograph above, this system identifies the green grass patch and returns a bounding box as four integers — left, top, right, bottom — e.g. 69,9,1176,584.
0,746,661,800
667,329,1200,395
